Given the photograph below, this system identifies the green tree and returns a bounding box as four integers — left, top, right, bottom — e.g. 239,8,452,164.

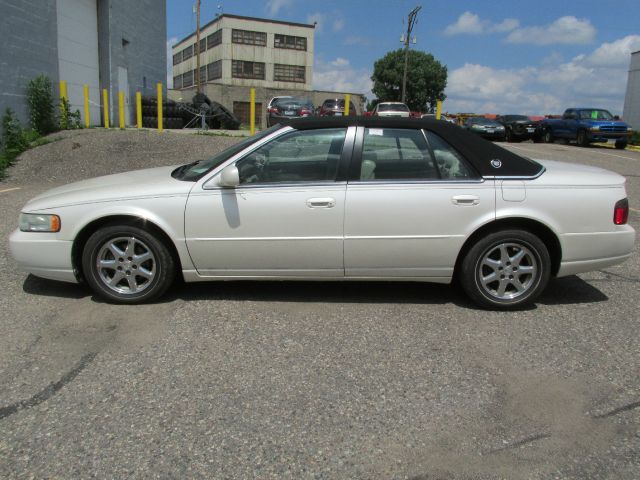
371,49,447,112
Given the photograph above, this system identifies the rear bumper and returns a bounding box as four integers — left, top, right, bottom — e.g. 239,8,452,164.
9,229,78,283
557,227,636,277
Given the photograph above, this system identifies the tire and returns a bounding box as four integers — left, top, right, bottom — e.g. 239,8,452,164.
577,129,590,147
82,224,175,304
615,140,627,150
505,128,513,142
459,229,551,309
543,129,554,144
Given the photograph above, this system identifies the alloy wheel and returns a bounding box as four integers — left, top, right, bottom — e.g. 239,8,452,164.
477,242,539,301
95,236,156,295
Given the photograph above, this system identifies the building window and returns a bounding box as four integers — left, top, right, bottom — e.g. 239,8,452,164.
207,60,222,80
183,70,193,88
274,34,307,51
198,38,206,54
199,66,206,83
234,101,263,128
207,30,222,49
174,75,183,89
182,45,193,61
232,29,267,46
172,51,182,66
232,60,265,80
274,64,306,83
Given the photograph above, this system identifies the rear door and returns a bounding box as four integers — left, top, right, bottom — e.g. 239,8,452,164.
344,127,495,280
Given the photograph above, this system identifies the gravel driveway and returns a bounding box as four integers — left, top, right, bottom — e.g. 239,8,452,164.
1,131,639,479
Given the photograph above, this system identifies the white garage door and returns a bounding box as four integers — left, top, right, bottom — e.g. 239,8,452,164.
56,0,101,125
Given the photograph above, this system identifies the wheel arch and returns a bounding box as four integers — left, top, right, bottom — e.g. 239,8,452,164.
71,215,184,283
454,217,562,279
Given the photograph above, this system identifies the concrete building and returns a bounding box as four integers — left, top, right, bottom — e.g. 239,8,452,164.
0,0,166,126
170,14,365,128
623,50,640,130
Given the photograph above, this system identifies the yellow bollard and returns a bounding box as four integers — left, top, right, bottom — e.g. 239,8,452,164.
436,100,442,120
102,89,110,128
136,92,142,129
344,94,350,115
250,88,255,135
59,80,68,101
118,91,125,129
83,85,90,128
157,83,163,132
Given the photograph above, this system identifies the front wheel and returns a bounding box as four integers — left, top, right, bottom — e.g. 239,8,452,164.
577,130,590,147
615,140,627,150
460,230,551,309
543,129,554,143
82,224,176,304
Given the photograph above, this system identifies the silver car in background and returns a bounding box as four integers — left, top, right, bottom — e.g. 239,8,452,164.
373,102,411,118
10,117,635,309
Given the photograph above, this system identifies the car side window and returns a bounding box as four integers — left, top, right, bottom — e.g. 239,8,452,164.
359,128,439,181
424,131,474,180
236,128,346,184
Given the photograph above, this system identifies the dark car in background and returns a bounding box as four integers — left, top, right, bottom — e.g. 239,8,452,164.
319,99,357,117
496,115,542,142
267,97,315,127
464,117,506,140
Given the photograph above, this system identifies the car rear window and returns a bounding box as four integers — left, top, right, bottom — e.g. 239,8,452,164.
378,104,409,112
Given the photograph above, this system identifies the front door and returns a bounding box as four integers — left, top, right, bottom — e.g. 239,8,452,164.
344,127,496,279
185,127,351,277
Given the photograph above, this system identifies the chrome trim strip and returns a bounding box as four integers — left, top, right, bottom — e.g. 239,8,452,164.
483,166,546,181
201,181,348,192
190,234,461,241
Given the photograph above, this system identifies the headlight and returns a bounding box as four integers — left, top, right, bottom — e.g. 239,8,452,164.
590,126,600,131
19,213,61,232
628,127,633,132
497,126,505,130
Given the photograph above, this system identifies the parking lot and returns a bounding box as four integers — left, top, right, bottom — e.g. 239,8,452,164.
1,130,639,479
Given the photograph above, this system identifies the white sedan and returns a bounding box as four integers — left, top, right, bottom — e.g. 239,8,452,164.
10,117,635,309
373,102,411,118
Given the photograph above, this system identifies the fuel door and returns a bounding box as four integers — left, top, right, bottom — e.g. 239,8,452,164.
501,180,526,202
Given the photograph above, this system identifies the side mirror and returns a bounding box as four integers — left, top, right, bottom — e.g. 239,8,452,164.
614,115,620,120
218,164,240,187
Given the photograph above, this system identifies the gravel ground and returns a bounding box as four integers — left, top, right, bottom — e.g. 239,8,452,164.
0,131,639,479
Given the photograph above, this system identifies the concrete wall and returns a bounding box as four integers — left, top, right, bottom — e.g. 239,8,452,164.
168,84,366,128
623,51,640,130
0,0,59,123
98,0,166,126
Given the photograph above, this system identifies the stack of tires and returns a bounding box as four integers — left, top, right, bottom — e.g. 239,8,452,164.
189,93,241,130
141,97,184,129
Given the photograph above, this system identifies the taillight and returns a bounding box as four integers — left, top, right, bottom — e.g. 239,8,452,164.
614,198,629,225
300,109,312,116
268,107,278,114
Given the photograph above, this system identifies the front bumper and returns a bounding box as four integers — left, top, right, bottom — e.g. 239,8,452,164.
588,131,630,143
9,229,78,283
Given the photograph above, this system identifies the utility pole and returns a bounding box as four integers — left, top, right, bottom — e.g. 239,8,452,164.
401,5,421,104
195,0,202,94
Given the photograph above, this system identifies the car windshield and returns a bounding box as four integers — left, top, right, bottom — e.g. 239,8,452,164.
275,98,313,109
172,125,281,181
503,115,529,121
579,109,614,120
378,103,409,112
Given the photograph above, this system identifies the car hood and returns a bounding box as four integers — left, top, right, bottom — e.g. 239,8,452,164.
23,165,193,211
533,159,625,186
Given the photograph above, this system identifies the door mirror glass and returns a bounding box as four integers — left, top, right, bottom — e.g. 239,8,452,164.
219,164,240,187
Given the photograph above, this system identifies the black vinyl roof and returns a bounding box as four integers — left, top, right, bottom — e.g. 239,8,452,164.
281,116,545,178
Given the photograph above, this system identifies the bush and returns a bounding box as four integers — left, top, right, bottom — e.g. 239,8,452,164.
629,130,640,146
59,98,82,130
26,75,57,135
1,108,28,160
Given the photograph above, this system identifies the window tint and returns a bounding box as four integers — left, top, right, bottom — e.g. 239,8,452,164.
236,129,346,184
424,131,474,179
359,128,438,181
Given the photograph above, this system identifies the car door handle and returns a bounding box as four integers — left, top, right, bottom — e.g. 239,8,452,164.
306,197,336,208
451,195,480,206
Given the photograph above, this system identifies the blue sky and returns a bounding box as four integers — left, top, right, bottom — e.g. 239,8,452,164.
166,0,640,115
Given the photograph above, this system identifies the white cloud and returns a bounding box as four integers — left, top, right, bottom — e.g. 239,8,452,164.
444,12,519,36
265,0,294,17
444,35,634,115
313,57,373,97
581,34,640,67
307,13,326,33
344,35,372,46
166,37,177,88
333,18,345,32
506,16,596,45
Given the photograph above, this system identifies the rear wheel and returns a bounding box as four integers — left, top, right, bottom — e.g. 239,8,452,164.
82,224,175,304
543,129,554,143
460,230,551,309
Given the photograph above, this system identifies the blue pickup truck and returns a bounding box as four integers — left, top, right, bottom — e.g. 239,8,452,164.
541,108,631,149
